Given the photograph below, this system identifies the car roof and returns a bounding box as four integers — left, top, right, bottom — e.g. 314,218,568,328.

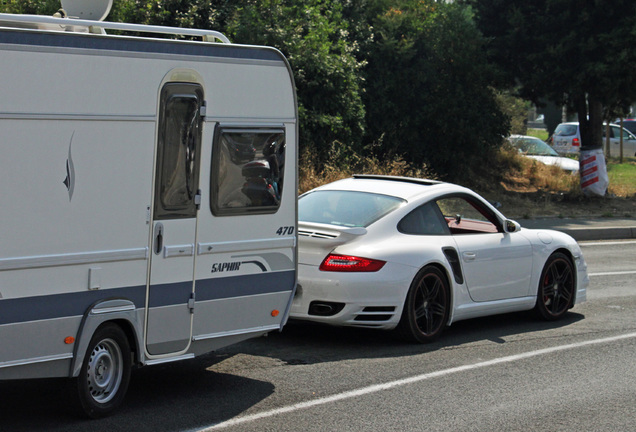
509,134,542,140
558,121,623,127
307,175,467,202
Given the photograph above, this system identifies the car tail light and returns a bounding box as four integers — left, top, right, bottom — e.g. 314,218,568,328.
572,138,580,146
319,254,386,272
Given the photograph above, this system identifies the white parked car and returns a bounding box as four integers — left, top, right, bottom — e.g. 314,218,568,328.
291,175,588,343
508,135,579,172
551,122,636,157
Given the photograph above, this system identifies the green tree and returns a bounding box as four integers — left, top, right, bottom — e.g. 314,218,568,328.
109,0,231,31
467,0,636,151
226,0,366,163
496,90,531,135
0,0,59,14
356,0,508,180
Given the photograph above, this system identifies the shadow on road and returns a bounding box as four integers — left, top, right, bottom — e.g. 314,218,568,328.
223,310,586,365
0,359,273,432
0,310,584,431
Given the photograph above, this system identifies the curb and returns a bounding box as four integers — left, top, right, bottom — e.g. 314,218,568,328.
556,226,636,242
518,218,636,242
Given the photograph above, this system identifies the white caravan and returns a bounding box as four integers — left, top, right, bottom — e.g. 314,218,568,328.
0,2,297,418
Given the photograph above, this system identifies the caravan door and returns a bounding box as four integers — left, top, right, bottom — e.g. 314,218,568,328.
146,83,204,356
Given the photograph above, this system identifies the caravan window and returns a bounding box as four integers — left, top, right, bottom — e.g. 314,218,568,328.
211,128,285,215
154,83,203,219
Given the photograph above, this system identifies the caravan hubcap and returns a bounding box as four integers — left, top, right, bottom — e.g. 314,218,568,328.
86,338,123,404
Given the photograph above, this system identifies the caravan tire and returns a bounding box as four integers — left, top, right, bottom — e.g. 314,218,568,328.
76,323,132,418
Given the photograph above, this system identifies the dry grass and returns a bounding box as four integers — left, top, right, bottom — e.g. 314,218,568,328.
299,145,436,194
497,146,580,195
298,145,635,219
486,148,635,218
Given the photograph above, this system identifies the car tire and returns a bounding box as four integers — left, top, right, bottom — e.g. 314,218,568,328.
396,266,450,343
75,323,132,418
534,252,575,321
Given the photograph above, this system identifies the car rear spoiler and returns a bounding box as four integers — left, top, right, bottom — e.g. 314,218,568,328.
298,222,367,245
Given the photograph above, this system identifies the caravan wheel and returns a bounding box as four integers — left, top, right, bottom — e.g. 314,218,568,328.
76,323,132,418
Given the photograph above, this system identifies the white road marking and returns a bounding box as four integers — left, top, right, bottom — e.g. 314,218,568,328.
193,332,636,431
589,271,636,277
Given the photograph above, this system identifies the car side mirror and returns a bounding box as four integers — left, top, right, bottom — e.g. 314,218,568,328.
504,219,521,233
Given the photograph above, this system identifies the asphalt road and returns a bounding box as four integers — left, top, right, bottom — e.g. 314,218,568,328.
1,241,635,432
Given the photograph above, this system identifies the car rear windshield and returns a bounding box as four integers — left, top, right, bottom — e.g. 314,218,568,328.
299,190,405,227
511,137,558,156
554,124,578,136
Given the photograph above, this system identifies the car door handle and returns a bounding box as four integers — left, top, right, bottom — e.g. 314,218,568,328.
462,252,476,261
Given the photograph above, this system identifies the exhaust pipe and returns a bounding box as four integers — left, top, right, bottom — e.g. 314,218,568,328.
308,301,345,316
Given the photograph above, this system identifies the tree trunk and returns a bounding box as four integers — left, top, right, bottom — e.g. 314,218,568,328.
619,118,624,163
574,93,608,196
605,123,611,158
574,92,603,150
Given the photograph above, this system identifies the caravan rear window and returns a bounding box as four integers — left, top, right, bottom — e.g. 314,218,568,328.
211,128,285,215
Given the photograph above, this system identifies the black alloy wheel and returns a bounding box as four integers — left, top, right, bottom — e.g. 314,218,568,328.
535,252,575,320
396,266,450,343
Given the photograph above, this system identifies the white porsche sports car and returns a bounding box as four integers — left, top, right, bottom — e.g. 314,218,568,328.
290,175,588,343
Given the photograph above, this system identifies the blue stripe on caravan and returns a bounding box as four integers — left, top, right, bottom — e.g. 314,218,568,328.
0,29,284,63
147,280,192,308
0,271,295,326
0,285,146,326
196,270,295,302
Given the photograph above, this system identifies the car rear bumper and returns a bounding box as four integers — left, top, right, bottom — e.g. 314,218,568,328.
290,262,415,329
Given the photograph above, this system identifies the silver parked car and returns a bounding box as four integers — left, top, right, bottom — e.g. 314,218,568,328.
551,122,636,157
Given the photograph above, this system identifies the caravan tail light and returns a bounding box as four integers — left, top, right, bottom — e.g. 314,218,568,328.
319,254,386,272
572,138,580,147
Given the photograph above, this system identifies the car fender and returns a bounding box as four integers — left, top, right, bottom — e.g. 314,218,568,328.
519,228,585,296
334,236,462,325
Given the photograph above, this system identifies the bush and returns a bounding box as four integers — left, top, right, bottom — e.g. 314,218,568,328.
359,1,509,181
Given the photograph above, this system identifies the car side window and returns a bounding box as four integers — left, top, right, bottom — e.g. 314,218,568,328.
608,125,632,140
620,127,634,140
398,202,449,235
609,126,620,138
434,195,501,234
